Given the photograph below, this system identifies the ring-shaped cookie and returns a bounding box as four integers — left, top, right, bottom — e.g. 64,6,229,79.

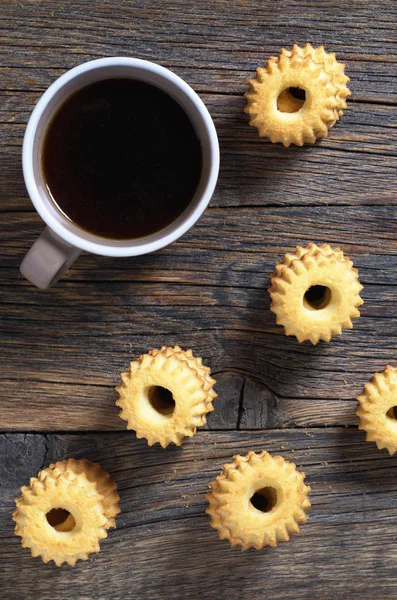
116,346,217,448
357,366,397,455
13,459,120,566
269,243,363,344
206,451,311,549
245,44,350,146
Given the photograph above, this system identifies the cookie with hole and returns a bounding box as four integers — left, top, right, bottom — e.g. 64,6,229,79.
269,243,363,344
206,450,311,549
244,43,350,146
116,346,217,448
12,459,120,566
357,366,397,455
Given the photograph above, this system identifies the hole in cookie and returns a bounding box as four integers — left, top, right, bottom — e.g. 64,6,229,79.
250,487,278,513
288,87,306,102
148,386,176,416
46,508,76,532
304,285,332,310
277,87,306,113
387,406,397,420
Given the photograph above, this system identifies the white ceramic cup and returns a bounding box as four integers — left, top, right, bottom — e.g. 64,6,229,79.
20,57,220,289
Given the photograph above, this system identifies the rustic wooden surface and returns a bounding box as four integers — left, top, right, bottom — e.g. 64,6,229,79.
1,1,397,598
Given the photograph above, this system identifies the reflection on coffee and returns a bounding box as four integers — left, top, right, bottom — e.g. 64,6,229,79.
42,79,202,240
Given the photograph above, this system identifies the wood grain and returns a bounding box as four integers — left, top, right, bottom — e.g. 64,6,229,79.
1,0,396,212
0,0,396,102
0,206,396,430
1,0,397,597
2,98,397,211
2,430,397,600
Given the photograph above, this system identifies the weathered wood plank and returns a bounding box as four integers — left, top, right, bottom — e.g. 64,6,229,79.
3,210,388,430
2,430,397,599
0,372,242,431
1,97,396,211
0,206,396,429
1,60,397,101
1,207,397,277
0,278,395,395
0,377,359,431
2,93,396,153
0,0,396,103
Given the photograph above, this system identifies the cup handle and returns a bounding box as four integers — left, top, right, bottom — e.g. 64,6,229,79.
20,227,81,289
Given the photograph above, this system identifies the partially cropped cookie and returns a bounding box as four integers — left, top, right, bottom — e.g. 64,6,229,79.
269,243,363,344
13,459,120,566
116,346,217,448
206,451,311,549
245,43,350,146
357,366,397,455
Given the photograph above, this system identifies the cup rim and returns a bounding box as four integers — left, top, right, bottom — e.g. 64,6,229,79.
22,57,219,257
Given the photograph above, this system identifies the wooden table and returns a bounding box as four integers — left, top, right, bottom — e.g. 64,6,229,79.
1,1,397,598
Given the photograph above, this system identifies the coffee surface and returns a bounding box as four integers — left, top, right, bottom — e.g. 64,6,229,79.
42,78,202,239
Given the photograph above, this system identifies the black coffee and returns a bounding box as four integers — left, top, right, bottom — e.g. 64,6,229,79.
42,78,202,239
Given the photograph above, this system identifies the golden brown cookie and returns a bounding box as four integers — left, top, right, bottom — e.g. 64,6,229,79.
357,366,397,455
116,346,217,448
245,43,350,146
269,243,363,344
13,459,120,566
206,451,311,549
